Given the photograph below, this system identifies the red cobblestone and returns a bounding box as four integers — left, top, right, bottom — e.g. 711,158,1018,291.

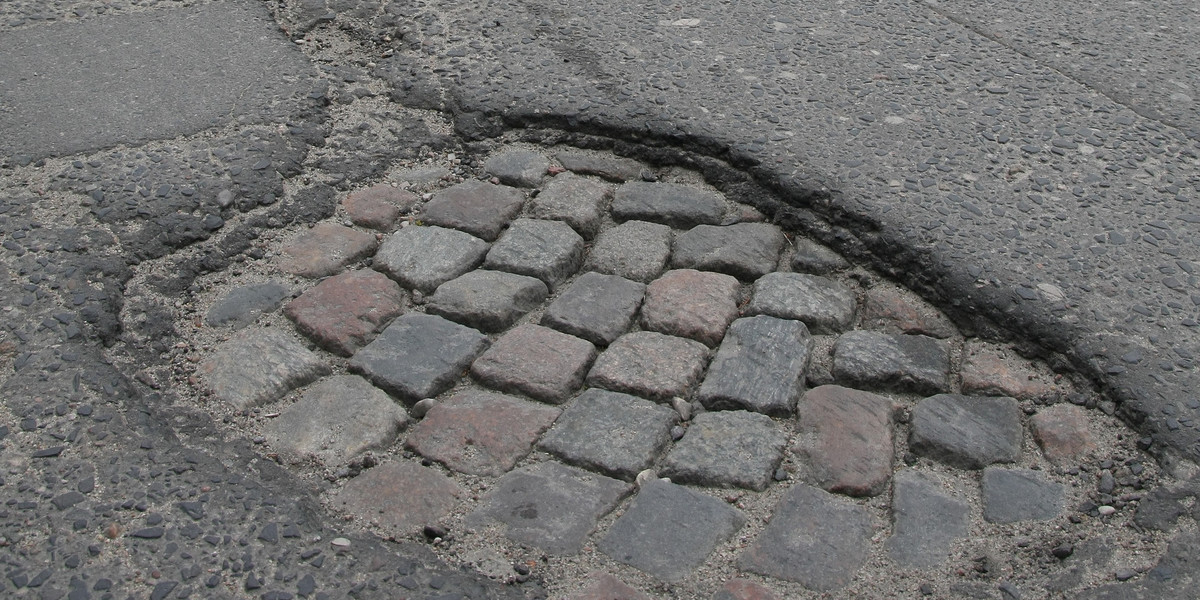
471,324,596,404
332,461,462,537
343,183,419,230
564,572,653,600
961,342,1058,400
796,385,896,497
284,269,406,356
278,223,377,278
1031,403,1097,465
715,579,781,600
860,287,957,339
640,269,741,347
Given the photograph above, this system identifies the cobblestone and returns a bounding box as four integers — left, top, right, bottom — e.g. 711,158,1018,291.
277,223,377,278
283,269,405,356
556,151,646,182
715,579,782,600
484,149,550,188
598,480,745,582
586,331,710,401
197,328,330,410
349,313,489,402
343,183,419,230
886,471,970,568
205,281,290,328
660,411,786,491
585,220,673,282
527,172,609,238
538,389,678,480
611,181,725,229
426,270,548,333
639,269,741,346
470,324,596,404
467,461,632,556
670,223,786,280
264,375,407,466
832,331,951,395
1031,404,1097,465
909,394,1023,469
331,461,462,537
541,272,646,346
373,225,489,294
795,385,895,497
405,390,560,476
564,572,652,600
982,467,1065,523
790,238,850,274
421,180,526,241
961,342,1058,400
747,272,856,334
483,218,585,290
859,287,957,339
697,315,813,416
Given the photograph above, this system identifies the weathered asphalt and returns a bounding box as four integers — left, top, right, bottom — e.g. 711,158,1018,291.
1,0,1199,598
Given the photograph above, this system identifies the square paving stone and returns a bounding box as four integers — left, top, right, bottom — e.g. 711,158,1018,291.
981,467,1065,523
484,149,549,188
373,225,489,294
790,238,850,274
611,181,725,229
746,272,856,334
584,220,673,283
332,461,462,537
483,218,585,290
597,480,744,583
697,315,813,417
278,223,378,279
1031,403,1097,465
738,483,873,591
466,461,632,556
885,471,970,569
832,331,951,395
205,281,291,328
556,151,646,182
670,223,785,280
909,394,1023,469
343,183,419,230
426,270,549,333
586,332,709,402
795,385,895,497
660,411,786,491
541,272,646,346
470,324,596,404
348,313,489,403
537,388,678,480
640,269,741,347
527,172,609,238
264,375,407,467
197,328,330,410
565,572,653,600
405,390,561,476
283,269,406,357
421,179,526,241
860,287,957,339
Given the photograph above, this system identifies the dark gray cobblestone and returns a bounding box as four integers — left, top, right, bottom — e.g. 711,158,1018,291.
538,389,679,480
660,410,786,491
541,271,646,346
833,331,951,395
697,315,812,416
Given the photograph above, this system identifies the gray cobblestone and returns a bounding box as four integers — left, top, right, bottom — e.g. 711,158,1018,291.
349,313,489,402
697,316,812,417
747,272,856,334
586,331,710,401
670,223,785,280
426,270,549,333
909,394,1023,469
832,331,951,395
886,471,970,568
197,328,330,410
527,172,609,239
611,181,725,229
421,180,526,241
660,411,786,491
373,225,489,294
584,220,673,283
484,218,585,290
538,388,678,480
982,467,1065,523
541,272,646,346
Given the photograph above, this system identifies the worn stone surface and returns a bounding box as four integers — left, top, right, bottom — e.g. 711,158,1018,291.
640,269,741,346
343,183,418,230
660,411,786,491
426,270,549,333
832,331,951,395
584,220,673,283
197,328,330,410
556,151,646,182
527,172,609,239
483,218,585,290
860,287,958,339
886,471,970,568
714,579,782,600
598,480,744,582
284,269,406,356
1031,404,1097,465
961,342,1059,400
796,385,895,497
264,375,407,467
790,238,850,274
467,461,632,556
982,467,1065,523
470,324,596,404
611,181,725,229
373,225,489,294
538,389,678,479
739,483,873,591
332,461,462,537
278,223,377,278
697,315,813,417
421,179,526,241
747,272,856,334
909,394,1023,469
349,313,489,403
670,223,785,280
485,149,549,187
564,572,653,600
586,331,710,401
541,272,646,346
405,391,560,476
205,281,290,328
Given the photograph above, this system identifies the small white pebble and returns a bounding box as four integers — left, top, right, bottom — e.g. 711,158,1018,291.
1098,505,1117,516
412,398,437,419
331,537,351,547
635,469,657,487
671,397,692,421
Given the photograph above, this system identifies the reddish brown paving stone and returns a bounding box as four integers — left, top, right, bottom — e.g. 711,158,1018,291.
586,331,710,401
331,461,462,537
343,183,419,230
278,223,378,278
405,390,561,476
284,269,406,357
564,572,653,600
859,287,957,339
470,324,596,404
795,385,896,497
1031,403,1097,465
714,579,782,600
961,342,1058,401
640,269,741,347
